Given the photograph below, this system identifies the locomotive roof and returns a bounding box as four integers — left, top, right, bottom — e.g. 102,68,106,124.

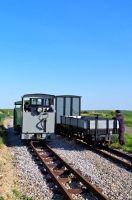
22,93,55,98
15,100,30,105
22,94,81,98
56,95,81,97
14,101,22,105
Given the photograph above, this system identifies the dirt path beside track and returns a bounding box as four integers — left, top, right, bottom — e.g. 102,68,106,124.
0,118,21,200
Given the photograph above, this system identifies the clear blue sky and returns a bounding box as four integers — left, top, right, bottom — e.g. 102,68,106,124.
0,0,132,110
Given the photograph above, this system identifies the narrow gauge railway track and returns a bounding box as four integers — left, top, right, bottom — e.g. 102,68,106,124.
93,147,132,170
30,141,109,200
105,147,132,162
61,133,132,170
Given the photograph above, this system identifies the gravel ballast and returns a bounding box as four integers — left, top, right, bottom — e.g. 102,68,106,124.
7,119,132,200
7,119,96,200
47,136,132,200
7,119,53,200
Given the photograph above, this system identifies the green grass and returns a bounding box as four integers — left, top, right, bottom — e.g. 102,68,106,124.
0,109,13,117
12,189,31,200
81,110,132,127
121,110,132,127
12,189,20,198
110,133,132,152
0,109,13,148
0,197,4,200
0,109,13,124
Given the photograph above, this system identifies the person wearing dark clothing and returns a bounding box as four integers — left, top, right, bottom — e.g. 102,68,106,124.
24,102,31,112
113,110,125,146
47,101,55,112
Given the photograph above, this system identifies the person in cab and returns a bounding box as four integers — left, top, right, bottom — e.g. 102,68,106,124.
47,101,55,112
24,102,31,112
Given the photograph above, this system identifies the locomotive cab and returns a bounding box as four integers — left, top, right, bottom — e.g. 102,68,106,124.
21,93,55,140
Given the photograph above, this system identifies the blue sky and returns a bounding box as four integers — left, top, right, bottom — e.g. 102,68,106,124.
0,0,132,110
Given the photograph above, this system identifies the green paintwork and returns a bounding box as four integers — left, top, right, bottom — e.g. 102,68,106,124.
15,100,30,105
14,108,22,131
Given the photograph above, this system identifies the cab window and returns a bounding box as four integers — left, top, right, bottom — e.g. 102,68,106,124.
31,98,42,105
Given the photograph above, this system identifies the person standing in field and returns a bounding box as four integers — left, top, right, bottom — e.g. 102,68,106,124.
113,110,125,146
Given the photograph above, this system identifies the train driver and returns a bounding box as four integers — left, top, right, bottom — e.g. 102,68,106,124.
47,100,55,112
24,102,31,112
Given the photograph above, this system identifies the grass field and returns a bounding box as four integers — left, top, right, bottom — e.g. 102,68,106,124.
110,133,132,152
0,109,13,117
81,110,132,127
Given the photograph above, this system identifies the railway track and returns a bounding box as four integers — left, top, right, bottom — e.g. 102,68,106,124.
93,147,132,170
62,132,132,170
30,141,109,200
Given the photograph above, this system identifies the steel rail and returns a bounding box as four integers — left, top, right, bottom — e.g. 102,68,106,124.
107,147,132,161
30,141,74,200
92,148,132,170
61,132,132,169
42,141,109,200
30,141,109,200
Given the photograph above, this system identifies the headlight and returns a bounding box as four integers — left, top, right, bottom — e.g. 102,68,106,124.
37,107,43,113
